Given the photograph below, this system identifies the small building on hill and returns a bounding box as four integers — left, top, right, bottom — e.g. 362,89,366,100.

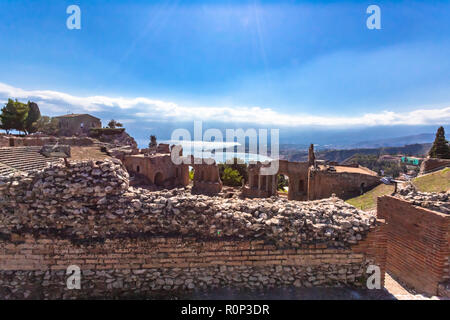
54,114,102,136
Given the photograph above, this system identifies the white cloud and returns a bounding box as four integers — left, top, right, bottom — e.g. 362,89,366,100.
0,82,449,127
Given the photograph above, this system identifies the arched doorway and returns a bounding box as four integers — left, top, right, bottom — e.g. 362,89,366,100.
154,172,164,186
360,182,365,195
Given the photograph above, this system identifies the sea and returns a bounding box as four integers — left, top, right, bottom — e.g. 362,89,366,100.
156,140,274,164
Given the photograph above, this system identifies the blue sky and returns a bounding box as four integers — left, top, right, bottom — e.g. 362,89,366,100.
0,0,449,143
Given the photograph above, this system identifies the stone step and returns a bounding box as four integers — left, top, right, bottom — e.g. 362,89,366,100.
0,146,59,174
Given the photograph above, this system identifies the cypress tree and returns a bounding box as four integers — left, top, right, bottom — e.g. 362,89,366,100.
428,126,450,159
25,101,41,134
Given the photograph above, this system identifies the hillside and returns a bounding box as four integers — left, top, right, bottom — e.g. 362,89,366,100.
347,133,435,148
413,168,450,192
346,184,395,211
346,167,449,211
281,143,431,163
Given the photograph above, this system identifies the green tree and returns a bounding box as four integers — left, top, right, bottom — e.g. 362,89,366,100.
25,101,41,134
34,116,59,135
218,158,248,183
428,126,450,159
221,167,242,187
0,100,15,134
0,99,29,134
107,119,123,129
278,174,288,191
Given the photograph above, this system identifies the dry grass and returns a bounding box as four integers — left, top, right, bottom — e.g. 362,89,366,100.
69,146,110,161
347,167,450,211
346,184,395,211
413,168,450,193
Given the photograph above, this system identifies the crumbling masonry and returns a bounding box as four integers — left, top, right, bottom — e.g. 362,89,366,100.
0,159,386,299
243,144,380,201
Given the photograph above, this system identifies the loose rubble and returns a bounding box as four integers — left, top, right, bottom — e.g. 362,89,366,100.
0,159,377,247
396,183,450,214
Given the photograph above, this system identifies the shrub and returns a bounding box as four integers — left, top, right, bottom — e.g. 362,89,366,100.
221,167,242,187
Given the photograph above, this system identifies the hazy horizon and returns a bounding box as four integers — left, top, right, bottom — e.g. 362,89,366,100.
1,1,449,147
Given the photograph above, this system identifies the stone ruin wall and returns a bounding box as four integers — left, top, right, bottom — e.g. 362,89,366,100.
279,160,310,201
191,159,223,195
0,159,386,299
0,233,385,299
308,170,381,201
419,157,450,175
0,135,96,148
242,159,380,202
0,131,138,152
123,154,189,188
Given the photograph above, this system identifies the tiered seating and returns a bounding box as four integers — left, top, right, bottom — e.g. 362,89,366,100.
0,162,14,176
0,147,60,175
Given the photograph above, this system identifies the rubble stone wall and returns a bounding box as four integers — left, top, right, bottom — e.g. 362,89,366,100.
378,195,450,296
0,230,385,299
0,159,386,298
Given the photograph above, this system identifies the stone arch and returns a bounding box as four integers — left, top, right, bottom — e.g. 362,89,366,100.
154,172,164,186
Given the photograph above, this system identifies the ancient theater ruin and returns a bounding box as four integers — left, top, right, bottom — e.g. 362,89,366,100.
243,144,380,201
122,139,224,194
1,126,449,299
123,140,378,200
190,156,223,195
123,143,190,188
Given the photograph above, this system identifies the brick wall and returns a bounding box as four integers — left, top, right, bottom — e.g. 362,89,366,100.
0,226,385,299
378,196,450,296
420,158,450,174
308,171,380,201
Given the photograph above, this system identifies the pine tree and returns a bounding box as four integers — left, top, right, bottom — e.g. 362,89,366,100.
0,99,27,134
428,126,450,159
25,101,41,134
12,100,29,134
34,116,59,135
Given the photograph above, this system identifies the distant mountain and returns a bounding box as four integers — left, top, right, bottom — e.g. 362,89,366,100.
348,133,435,149
280,143,432,163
